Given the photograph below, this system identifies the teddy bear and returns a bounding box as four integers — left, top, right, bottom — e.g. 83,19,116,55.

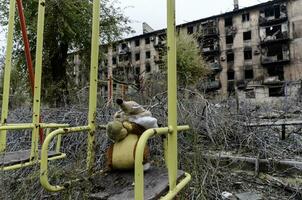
105,99,158,170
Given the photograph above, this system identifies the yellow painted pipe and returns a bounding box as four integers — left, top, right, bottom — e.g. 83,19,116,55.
160,173,192,200
30,0,47,161
0,0,17,152
167,0,178,191
134,125,190,200
39,123,70,128
40,126,90,192
0,124,34,130
0,123,68,131
86,0,100,174
1,153,66,171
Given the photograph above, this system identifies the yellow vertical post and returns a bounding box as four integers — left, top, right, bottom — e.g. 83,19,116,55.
0,0,17,152
87,0,100,174
167,0,178,191
30,0,46,160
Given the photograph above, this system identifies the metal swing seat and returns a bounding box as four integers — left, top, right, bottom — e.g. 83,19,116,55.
0,0,69,171
2,0,191,198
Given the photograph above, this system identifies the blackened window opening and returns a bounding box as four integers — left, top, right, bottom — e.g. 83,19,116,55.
146,51,151,59
243,31,252,40
242,13,250,22
227,52,234,62
187,26,194,34
226,35,234,44
225,17,233,27
245,69,254,79
244,50,252,60
227,70,235,80
135,39,140,46
267,66,284,81
135,53,140,61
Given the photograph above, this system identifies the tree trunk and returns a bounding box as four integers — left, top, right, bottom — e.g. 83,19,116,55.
50,41,69,106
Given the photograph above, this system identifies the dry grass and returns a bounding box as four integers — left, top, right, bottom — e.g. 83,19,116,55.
1,91,302,199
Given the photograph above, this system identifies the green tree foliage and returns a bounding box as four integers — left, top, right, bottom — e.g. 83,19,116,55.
144,32,209,98
176,32,209,87
0,0,132,106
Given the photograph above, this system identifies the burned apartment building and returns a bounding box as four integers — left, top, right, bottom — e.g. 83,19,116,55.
95,0,302,101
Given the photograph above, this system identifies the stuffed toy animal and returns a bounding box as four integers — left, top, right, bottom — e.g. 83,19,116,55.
105,99,158,170
114,99,158,130
106,120,146,142
106,120,149,170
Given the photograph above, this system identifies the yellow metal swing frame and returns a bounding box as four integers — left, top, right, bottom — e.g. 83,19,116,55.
0,0,68,171
1,0,191,198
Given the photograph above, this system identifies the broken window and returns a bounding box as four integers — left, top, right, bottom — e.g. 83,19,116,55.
245,69,254,80
269,86,285,97
265,44,287,61
265,25,282,39
225,17,233,27
264,4,282,19
264,7,275,18
146,51,151,59
145,37,150,44
146,63,151,73
135,53,140,61
187,26,194,34
226,35,233,44
244,49,252,60
121,43,127,50
243,31,252,41
112,56,117,65
267,66,284,81
227,69,235,80
227,52,234,62
274,5,281,18
242,13,250,22
135,39,140,47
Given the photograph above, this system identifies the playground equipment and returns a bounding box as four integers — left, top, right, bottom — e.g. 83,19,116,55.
0,0,69,171
1,0,191,198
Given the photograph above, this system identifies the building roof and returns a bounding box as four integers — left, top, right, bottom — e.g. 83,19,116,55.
119,0,288,43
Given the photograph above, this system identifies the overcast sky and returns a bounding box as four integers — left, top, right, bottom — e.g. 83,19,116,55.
0,0,269,54
120,0,269,36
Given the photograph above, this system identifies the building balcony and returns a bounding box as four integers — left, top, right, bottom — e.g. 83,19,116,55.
261,55,290,65
261,43,290,65
263,76,283,85
200,80,221,92
202,27,219,37
260,33,289,45
154,41,166,49
118,47,130,55
259,15,288,26
259,3,288,26
209,63,222,71
202,46,220,54
260,23,289,45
